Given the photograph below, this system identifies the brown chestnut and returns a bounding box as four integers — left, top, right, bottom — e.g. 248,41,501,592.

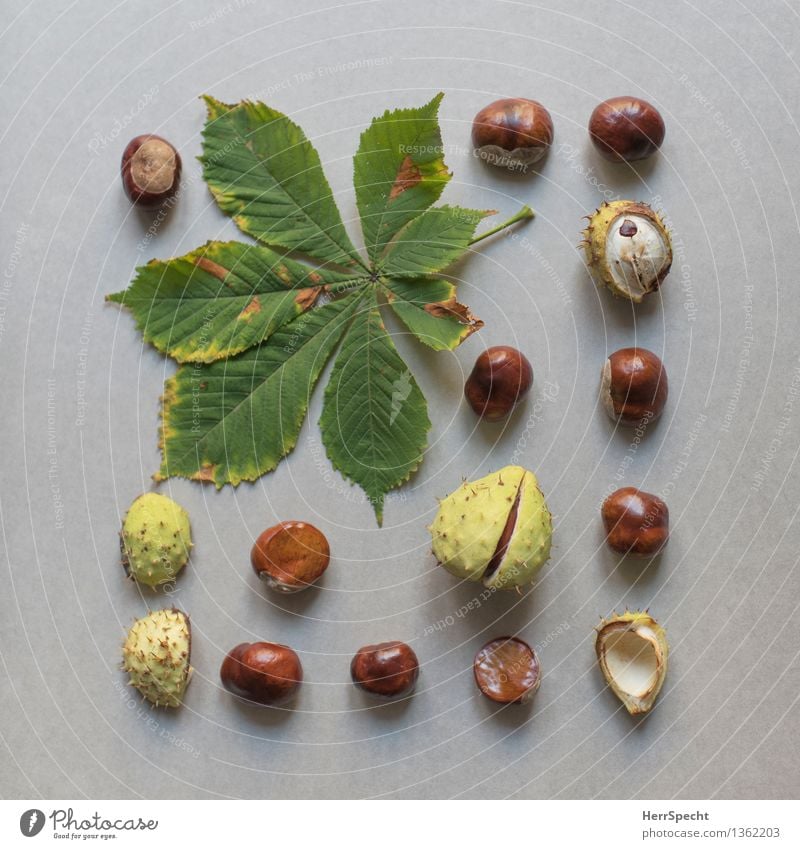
473,636,541,704
220,641,302,706
472,98,553,171
589,96,665,162
350,641,419,699
250,520,330,593
465,346,533,421
121,134,181,205
601,347,667,426
602,487,669,556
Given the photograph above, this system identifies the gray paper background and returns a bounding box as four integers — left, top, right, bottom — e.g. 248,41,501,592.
1,0,799,800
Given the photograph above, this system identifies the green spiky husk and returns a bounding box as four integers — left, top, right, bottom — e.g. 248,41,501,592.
121,492,192,588
428,465,552,590
122,608,192,708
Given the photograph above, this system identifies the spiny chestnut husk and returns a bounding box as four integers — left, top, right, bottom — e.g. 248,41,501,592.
595,610,668,715
429,465,552,590
122,608,192,708
582,201,672,302
120,492,192,588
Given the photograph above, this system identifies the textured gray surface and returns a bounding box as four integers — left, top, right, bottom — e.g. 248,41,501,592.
1,0,799,800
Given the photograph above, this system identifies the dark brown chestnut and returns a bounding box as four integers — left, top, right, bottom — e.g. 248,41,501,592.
351,641,419,699
251,520,330,593
589,96,665,162
602,487,669,556
121,134,181,205
220,642,302,706
601,347,667,426
472,98,553,171
465,346,533,421
473,636,541,704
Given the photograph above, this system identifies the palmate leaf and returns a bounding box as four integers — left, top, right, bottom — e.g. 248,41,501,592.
319,290,430,523
107,241,358,363
157,291,363,486
110,93,533,523
201,96,365,270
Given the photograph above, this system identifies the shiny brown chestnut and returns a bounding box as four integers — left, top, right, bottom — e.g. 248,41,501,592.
602,487,669,556
251,520,330,593
121,134,181,205
589,96,665,162
601,347,667,426
473,636,541,704
465,346,533,421
220,642,302,706
472,98,553,171
351,641,419,699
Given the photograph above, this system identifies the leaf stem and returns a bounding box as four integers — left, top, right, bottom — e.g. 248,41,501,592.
469,205,535,245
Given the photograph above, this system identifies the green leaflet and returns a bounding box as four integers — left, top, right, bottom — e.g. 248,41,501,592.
158,292,363,487
107,241,356,363
110,93,533,523
201,96,365,269
383,276,483,351
381,206,492,275
354,93,450,263
320,290,430,524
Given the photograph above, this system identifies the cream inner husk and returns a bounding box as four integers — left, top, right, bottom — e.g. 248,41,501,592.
604,628,658,697
604,214,669,297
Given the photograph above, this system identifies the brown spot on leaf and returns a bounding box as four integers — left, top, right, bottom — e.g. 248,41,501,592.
276,265,292,285
238,297,261,320
308,272,322,284
194,463,217,483
294,286,323,310
195,257,229,280
389,155,421,200
424,298,484,341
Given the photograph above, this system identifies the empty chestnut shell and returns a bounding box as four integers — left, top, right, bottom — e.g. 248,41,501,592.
251,520,330,593
351,641,419,699
602,487,669,556
121,134,181,205
589,96,665,162
474,636,541,704
465,346,533,421
472,98,553,170
601,348,667,425
220,642,302,706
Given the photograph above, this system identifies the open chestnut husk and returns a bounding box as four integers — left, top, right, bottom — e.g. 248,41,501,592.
472,98,553,171
351,641,419,699
474,637,541,704
583,200,672,302
464,346,533,421
220,641,302,706
602,487,669,556
601,347,668,425
595,611,668,715
250,520,330,593
121,134,181,206
589,96,665,162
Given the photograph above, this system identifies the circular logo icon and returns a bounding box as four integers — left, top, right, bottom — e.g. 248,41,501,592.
19,809,45,837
